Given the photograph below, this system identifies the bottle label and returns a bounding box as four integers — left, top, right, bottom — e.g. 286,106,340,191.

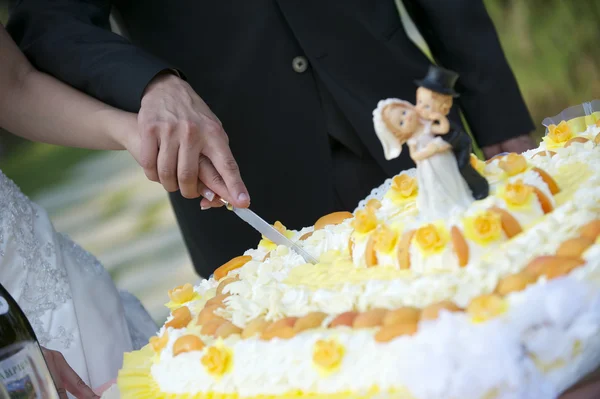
0,297,8,316
0,342,58,398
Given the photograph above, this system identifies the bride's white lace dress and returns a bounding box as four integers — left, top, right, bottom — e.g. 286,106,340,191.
0,170,157,391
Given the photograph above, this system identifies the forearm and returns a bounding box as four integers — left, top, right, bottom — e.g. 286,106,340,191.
7,0,175,112
0,25,132,150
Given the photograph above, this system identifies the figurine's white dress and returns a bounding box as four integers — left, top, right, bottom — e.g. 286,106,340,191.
0,170,157,393
410,125,474,221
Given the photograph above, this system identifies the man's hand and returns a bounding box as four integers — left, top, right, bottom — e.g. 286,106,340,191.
137,72,250,208
41,347,99,399
481,134,537,160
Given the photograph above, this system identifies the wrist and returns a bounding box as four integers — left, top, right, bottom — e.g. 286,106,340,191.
142,70,183,98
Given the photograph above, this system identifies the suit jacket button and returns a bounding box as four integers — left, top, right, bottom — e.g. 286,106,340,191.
292,56,309,73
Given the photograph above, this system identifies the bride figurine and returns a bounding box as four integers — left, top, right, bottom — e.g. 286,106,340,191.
373,98,474,221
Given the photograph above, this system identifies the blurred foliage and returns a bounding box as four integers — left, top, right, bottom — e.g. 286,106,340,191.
1,0,599,194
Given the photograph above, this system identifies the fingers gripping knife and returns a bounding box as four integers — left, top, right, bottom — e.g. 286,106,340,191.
219,199,318,264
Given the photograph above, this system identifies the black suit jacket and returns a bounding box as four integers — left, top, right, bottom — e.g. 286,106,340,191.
7,0,534,276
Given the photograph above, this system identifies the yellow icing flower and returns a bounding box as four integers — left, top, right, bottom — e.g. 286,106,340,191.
386,174,418,204
149,332,169,353
467,294,508,323
464,211,503,246
313,338,345,374
351,208,378,234
414,223,449,256
470,154,486,175
498,153,528,177
366,198,382,211
372,225,399,253
500,180,534,209
544,121,574,149
259,221,295,250
165,283,201,310
201,341,233,378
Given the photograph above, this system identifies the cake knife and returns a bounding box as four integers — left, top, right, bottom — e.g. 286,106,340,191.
219,199,318,264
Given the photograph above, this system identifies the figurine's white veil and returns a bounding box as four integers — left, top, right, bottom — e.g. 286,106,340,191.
372,98,415,160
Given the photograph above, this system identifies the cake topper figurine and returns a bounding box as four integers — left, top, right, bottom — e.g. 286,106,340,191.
415,66,490,200
373,66,489,221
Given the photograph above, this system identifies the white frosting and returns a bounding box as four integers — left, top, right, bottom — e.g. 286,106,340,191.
145,123,600,399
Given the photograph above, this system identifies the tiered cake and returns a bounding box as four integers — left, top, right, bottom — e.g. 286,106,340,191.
116,103,600,399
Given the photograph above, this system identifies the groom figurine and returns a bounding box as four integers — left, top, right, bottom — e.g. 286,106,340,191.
415,66,490,200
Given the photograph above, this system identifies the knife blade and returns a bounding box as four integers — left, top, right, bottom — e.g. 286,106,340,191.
220,199,318,264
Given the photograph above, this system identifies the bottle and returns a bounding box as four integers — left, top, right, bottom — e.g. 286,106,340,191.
0,283,59,398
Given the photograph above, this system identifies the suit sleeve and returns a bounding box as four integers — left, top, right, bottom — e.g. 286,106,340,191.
402,0,535,147
6,0,176,113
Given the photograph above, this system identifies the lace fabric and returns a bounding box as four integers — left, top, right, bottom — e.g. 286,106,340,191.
0,169,155,388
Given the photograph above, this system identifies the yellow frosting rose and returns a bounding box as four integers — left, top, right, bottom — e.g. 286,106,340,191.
464,211,503,246
498,153,528,177
313,338,345,374
165,283,201,311
544,121,574,149
386,174,418,204
149,332,169,353
414,223,449,256
201,341,233,378
351,208,378,234
500,180,534,209
372,225,399,253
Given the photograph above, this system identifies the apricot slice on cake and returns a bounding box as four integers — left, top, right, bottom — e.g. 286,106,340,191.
214,255,253,281
579,220,600,241
201,318,228,336
173,335,205,356
451,226,469,267
196,304,225,326
420,301,462,321
532,151,556,158
556,237,594,258
594,132,600,145
315,211,353,230
294,312,328,333
216,277,239,296
397,230,416,269
241,317,270,339
489,207,522,238
495,271,536,295
525,255,585,279
165,306,192,329
564,137,589,147
353,308,388,329
329,311,358,328
383,307,421,326
215,322,243,339
261,317,298,340
365,233,378,267
528,185,554,214
299,231,313,241
531,167,560,195
375,322,418,342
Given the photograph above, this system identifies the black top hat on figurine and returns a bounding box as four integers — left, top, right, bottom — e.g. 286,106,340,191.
415,66,460,98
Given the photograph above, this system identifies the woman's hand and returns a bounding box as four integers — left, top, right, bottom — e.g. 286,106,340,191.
41,347,99,399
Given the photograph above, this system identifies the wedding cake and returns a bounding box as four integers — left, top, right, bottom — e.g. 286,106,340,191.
114,99,600,399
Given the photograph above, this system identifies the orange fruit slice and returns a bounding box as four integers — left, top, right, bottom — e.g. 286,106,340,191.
531,167,560,195
556,237,594,258
528,185,553,214
173,335,205,356
214,255,253,281
397,230,416,270
315,211,353,230
451,226,469,267
365,233,378,267
489,206,522,238
375,322,418,342
579,220,600,241
564,137,589,147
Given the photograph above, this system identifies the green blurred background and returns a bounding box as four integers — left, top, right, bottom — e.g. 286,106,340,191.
1,0,599,324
